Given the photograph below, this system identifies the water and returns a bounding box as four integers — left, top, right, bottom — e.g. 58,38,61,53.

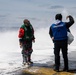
0,0,76,74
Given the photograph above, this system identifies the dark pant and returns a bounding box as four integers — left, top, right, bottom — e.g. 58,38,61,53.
54,40,68,70
22,40,33,63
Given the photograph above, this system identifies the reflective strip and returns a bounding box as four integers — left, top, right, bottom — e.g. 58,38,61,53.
53,25,64,28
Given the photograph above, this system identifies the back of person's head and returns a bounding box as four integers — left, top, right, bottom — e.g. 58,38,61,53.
55,13,62,20
23,19,30,24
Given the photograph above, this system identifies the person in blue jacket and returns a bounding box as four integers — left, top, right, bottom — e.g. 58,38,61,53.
49,13,74,72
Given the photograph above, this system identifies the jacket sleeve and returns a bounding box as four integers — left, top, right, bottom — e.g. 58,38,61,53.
65,15,74,28
32,26,35,40
18,28,24,38
49,26,53,38
18,28,25,44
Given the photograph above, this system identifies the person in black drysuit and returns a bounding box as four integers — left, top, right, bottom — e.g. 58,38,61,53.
49,14,74,72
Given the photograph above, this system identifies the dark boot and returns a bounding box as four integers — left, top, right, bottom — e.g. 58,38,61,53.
54,65,59,72
63,67,69,72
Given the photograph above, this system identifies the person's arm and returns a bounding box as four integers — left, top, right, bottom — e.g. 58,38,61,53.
49,27,54,41
18,28,24,47
32,26,35,42
49,27,53,38
65,15,74,28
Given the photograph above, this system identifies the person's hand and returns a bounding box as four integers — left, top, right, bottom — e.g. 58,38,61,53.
52,37,54,41
20,43,23,48
66,16,70,19
32,39,35,43
20,45,22,48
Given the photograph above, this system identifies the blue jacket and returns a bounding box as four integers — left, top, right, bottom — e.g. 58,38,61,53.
51,21,67,41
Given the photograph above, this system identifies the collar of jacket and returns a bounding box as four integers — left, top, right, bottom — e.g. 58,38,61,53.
54,20,62,24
